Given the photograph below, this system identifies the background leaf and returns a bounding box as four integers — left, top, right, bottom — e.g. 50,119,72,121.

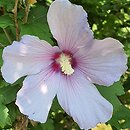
97,81,125,111
0,0,130,129
0,95,11,128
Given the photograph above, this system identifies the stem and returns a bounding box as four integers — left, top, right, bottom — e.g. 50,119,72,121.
23,0,30,24
3,28,12,44
0,43,4,48
13,0,19,40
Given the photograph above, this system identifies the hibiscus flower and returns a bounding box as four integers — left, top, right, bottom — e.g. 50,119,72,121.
1,0,127,129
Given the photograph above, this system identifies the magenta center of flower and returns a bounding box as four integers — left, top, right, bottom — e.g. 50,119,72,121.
52,51,76,75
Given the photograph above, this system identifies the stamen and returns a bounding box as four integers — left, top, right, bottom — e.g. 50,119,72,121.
57,53,74,75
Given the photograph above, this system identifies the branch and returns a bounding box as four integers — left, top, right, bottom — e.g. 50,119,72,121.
14,115,28,130
23,0,30,24
12,0,19,40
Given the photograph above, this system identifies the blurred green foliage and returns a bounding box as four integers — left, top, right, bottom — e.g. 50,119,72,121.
0,0,130,130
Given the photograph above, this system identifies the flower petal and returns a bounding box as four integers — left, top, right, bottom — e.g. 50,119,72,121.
75,38,128,86
47,0,93,52
16,68,60,123
57,70,113,129
1,35,59,83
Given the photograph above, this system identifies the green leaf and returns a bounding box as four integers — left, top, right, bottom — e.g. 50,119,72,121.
0,84,20,104
7,102,20,123
0,0,15,12
27,4,48,23
30,119,54,130
109,105,130,129
0,15,13,29
20,22,53,44
0,48,4,67
97,81,125,111
41,119,54,130
0,95,11,128
20,5,54,45
97,82,130,129
51,97,62,112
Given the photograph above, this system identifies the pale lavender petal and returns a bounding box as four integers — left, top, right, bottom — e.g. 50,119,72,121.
47,0,93,53
57,70,113,129
16,67,60,123
1,35,60,83
74,38,127,86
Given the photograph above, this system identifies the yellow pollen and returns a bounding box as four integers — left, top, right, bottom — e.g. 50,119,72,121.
58,53,74,75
